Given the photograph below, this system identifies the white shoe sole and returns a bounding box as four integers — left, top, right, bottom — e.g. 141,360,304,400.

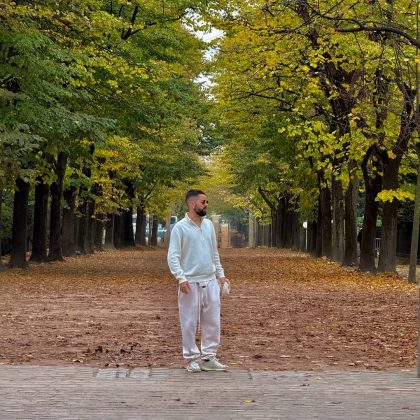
201,366,228,371
186,367,201,373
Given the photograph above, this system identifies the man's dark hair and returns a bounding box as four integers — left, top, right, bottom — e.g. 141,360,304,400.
185,189,206,202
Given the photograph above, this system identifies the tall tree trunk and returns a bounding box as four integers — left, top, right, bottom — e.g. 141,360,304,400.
48,152,68,262
281,197,291,248
378,81,416,272
135,204,147,246
76,201,89,254
113,214,123,248
408,145,420,283
277,200,285,247
104,214,115,250
257,187,278,248
94,213,105,251
0,189,4,271
360,190,381,272
113,210,134,248
359,67,389,271
248,213,257,248
378,159,400,272
150,214,158,247
270,208,277,247
85,199,95,254
90,183,103,251
315,201,322,257
122,208,135,247
118,180,135,248
62,186,77,257
292,212,301,250
344,164,359,266
308,220,318,256
86,183,101,254
30,177,49,262
10,178,30,268
320,185,332,258
287,199,300,250
360,150,382,272
331,177,345,263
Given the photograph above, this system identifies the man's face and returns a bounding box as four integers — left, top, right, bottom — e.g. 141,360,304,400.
192,194,208,217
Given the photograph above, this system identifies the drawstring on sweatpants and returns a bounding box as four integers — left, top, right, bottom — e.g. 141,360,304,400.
196,282,209,335
196,284,201,335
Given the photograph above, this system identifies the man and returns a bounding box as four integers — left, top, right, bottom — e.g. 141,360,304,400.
167,189,231,373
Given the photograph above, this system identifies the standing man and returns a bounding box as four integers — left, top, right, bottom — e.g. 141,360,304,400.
167,189,231,373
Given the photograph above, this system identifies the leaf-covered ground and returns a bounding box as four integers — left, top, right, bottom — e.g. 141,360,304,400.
0,248,417,371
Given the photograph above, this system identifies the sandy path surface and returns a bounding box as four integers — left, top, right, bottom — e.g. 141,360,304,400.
0,248,417,371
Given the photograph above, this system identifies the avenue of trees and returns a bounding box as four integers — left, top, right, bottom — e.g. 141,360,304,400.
1,0,419,280
203,0,420,277
0,0,209,269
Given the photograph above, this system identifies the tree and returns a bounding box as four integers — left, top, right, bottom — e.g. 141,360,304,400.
1,0,209,266
204,0,420,273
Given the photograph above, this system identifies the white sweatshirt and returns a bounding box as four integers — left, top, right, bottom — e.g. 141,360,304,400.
167,213,225,283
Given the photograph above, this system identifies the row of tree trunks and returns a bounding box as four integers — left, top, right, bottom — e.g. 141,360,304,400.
260,193,302,250
254,221,271,247
260,170,359,269
326,173,359,266
6,164,156,269
12,153,69,267
296,1,359,266
111,210,136,249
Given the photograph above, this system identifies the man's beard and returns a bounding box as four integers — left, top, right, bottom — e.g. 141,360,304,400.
195,208,206,217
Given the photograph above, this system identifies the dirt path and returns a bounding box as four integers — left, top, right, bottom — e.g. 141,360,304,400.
0,248,417,371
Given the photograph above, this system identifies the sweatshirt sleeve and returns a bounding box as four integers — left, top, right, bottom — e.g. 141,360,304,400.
167,226,188,283
211,222,225,279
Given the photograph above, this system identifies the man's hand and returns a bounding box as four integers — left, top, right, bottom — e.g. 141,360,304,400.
179,281,191,294
218,277,231,289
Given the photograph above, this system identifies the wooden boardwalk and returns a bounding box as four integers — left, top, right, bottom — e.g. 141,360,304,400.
1,365,420,419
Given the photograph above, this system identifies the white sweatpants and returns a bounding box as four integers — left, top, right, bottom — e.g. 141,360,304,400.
178,279,221,362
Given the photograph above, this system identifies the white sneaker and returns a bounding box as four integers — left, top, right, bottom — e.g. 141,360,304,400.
186,360,201,373
201,358,228,371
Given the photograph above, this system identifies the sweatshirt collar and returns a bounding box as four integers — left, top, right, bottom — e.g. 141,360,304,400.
185,212,205,226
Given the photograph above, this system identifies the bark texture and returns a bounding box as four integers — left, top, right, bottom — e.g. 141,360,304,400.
10,178,30,268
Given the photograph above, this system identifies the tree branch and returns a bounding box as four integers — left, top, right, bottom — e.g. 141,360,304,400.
337,24,420,48
131,5,139,25
121,14,185,40
258,186,276,210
